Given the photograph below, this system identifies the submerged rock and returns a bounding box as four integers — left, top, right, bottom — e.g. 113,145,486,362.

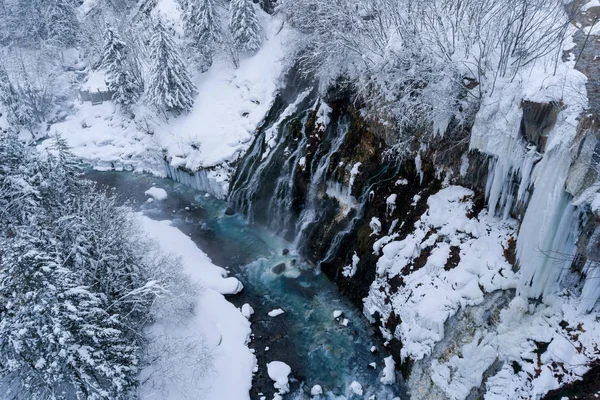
225,206,236,216
272,262,286,274
282,248,290,256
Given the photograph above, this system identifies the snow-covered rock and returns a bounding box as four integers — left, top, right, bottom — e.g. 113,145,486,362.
241,303,254,319
349,381,363,395
380,356,396,385
267,361,292,394
145,187,168,201
310,384,323,396
268,308,285,317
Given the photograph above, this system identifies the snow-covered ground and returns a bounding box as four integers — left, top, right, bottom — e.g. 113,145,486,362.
49,9,291,196
138,216,255,400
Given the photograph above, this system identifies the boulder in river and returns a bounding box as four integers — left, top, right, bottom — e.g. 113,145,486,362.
272,262,286,274
225,206,236,216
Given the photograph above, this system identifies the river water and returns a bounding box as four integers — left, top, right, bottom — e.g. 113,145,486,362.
86,170,404,399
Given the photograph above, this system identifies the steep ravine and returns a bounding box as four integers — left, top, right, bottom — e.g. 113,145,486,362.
225,69,600,398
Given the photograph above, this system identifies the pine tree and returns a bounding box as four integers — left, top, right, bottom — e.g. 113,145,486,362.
0,235,139,400
0,64,22,125
148,19,197,114
184,0,222,68
229,0,261,52
45,0,80,47
101,26,142,109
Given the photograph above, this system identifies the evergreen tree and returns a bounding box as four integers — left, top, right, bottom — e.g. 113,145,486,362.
229,0,261,52
0,235,139,400
148,19,197,114
184,0,222,68
45,0,80,47
101,26,142,109
0,64,22,126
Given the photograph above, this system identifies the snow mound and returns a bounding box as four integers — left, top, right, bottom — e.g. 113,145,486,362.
138,217,255,400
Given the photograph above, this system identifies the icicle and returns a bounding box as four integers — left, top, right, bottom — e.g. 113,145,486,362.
516,149,578,299
415,153,424,185
164,162,226,198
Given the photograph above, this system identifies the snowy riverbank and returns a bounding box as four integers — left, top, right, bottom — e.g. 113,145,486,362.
139,216,255,400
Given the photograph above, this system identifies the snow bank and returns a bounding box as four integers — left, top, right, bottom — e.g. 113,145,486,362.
266,361,292,394
139,217,255,400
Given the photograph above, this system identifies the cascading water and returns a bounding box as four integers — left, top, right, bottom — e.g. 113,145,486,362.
229,91,314,231
292,118,350,247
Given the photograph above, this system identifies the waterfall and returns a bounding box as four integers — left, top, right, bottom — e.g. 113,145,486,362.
229,90,313,226
292,118,350,247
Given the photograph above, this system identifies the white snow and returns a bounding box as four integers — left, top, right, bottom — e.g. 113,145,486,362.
369,217,382,236
349,162,362,189
138,217,255,400
268,308,285,317
386,194,397,215
266,361,292,394
145,186,168,201
591,193,600,214
365,186,518,362
333,310,343,319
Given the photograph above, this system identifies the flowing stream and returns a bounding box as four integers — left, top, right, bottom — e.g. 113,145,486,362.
85,170,405,399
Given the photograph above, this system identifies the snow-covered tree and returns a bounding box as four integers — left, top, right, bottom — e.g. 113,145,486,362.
148,19,197,115
101,25,143,109
0,132,199,397
229,0,261,52
0,235,139,400
45,0,80,47
0,64,22,125
184,0,223,68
